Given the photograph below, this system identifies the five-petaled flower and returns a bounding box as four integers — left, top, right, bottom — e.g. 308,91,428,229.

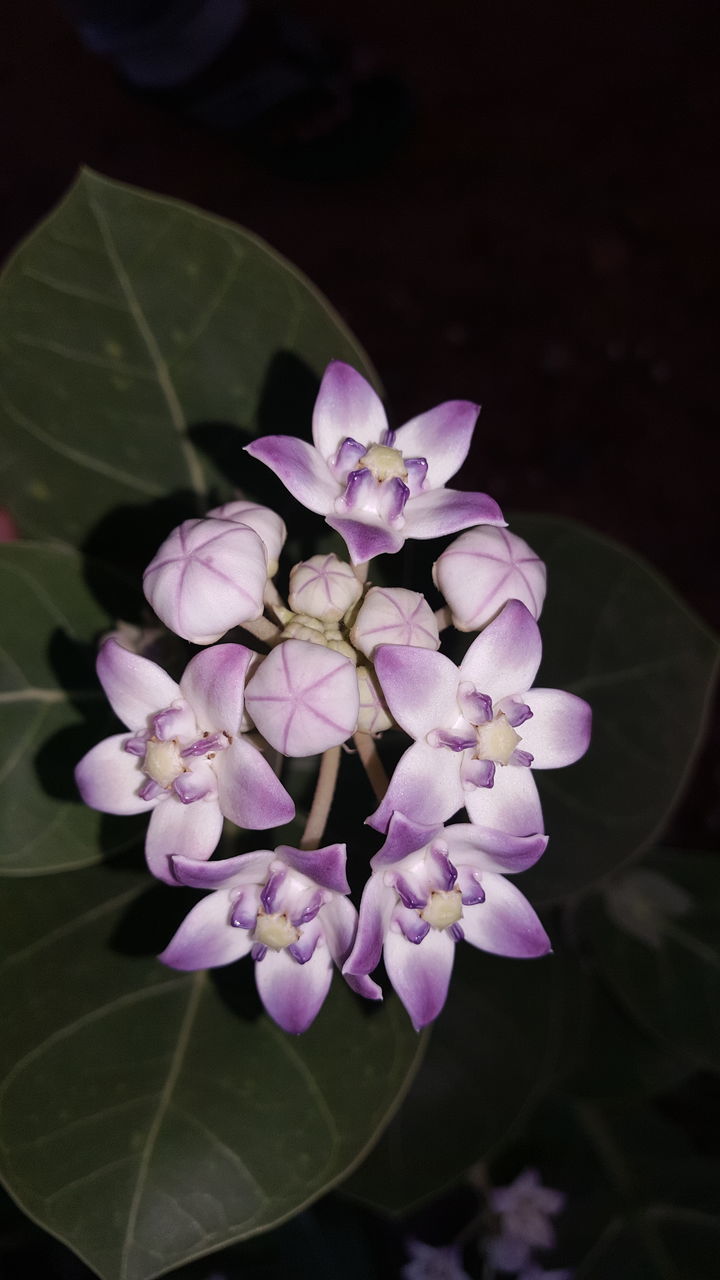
368,599,591,836
486,1167,567,1273
245,360,505,564
343,812,550,1028
160,843,380,1033
75,639,294,882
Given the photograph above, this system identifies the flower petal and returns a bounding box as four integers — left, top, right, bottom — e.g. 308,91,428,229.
325,514,405,564
245,640,359,756
518,688,592,768
96,638,181,730
75,733,154,814
159,892,253,969
245,436,338,514
394,399,480,487
460,600,542,703
179,644,253,734
277,843,349,894
214,734,295,828
443,824,548,874
171,849,274,889
403,487,505,539
373,645,461,740
312,361,388,459
343,871,397,979
367,740,465,832
461,873,551,957
145,796,224,883
371,811,443,868
384,926,455,1029
255,943,333,1033
464,763,544,836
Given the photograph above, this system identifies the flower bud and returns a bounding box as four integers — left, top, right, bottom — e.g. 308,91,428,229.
356,665,393,735
432,526,546,631
245,639,359,756
143,517,268,645
207,499,287,576
351,586,440,660
288,554,363,622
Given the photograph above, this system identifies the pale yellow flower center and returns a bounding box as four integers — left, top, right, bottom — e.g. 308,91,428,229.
359,444,408,483
474,713,521,765
420,888,463,931
143,738,185,788
254,911,301,951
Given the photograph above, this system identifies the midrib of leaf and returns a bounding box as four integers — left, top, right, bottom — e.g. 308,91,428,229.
85,189,207,505
120,972,206,1280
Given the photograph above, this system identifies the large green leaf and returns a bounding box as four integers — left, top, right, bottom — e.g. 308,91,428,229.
344,945,560,1214
0,168,375,546
511,517,718,902
579,850,720,1072
0,542,146,874
0,859,422,1280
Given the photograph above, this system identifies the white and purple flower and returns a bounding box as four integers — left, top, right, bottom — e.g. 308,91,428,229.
368,599,591,836
486,1168,567,1273
160,843,380,1034
245,361,505,564
75,639,294,882
343,813,550,1029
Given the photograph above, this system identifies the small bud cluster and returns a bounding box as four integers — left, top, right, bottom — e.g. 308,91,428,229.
76,361,591,1033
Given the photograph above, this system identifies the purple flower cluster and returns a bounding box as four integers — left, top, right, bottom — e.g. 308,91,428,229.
76,361,591,1033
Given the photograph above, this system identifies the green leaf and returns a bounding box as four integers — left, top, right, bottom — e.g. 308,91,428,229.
0,168,376,546
0,541,145,875
344,946,560,1214
579,850,720,1072
0,860,422,1280
572,1102,720,1280
511,517,719,902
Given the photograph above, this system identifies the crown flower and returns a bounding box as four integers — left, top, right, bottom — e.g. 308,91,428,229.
245,360,505,564
75,639,294,882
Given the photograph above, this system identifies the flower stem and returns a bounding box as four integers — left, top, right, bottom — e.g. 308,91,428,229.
239,615,280,644
434,605,452,631
353,731,388,802
353,561,369,584
300,745,342,850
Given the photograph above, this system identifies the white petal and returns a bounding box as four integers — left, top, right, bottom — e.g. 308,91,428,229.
255,944,333,1034
312,361,388,459
384,927,455,1029
145,796,224,883
465,764,544,836
75,733,155,814
460,600,542,702
97,639,180,729
518,688,592,768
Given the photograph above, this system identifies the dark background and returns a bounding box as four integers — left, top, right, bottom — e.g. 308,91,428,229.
3,0,717,847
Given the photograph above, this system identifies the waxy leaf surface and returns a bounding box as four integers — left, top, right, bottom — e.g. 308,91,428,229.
0,861,422,1280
